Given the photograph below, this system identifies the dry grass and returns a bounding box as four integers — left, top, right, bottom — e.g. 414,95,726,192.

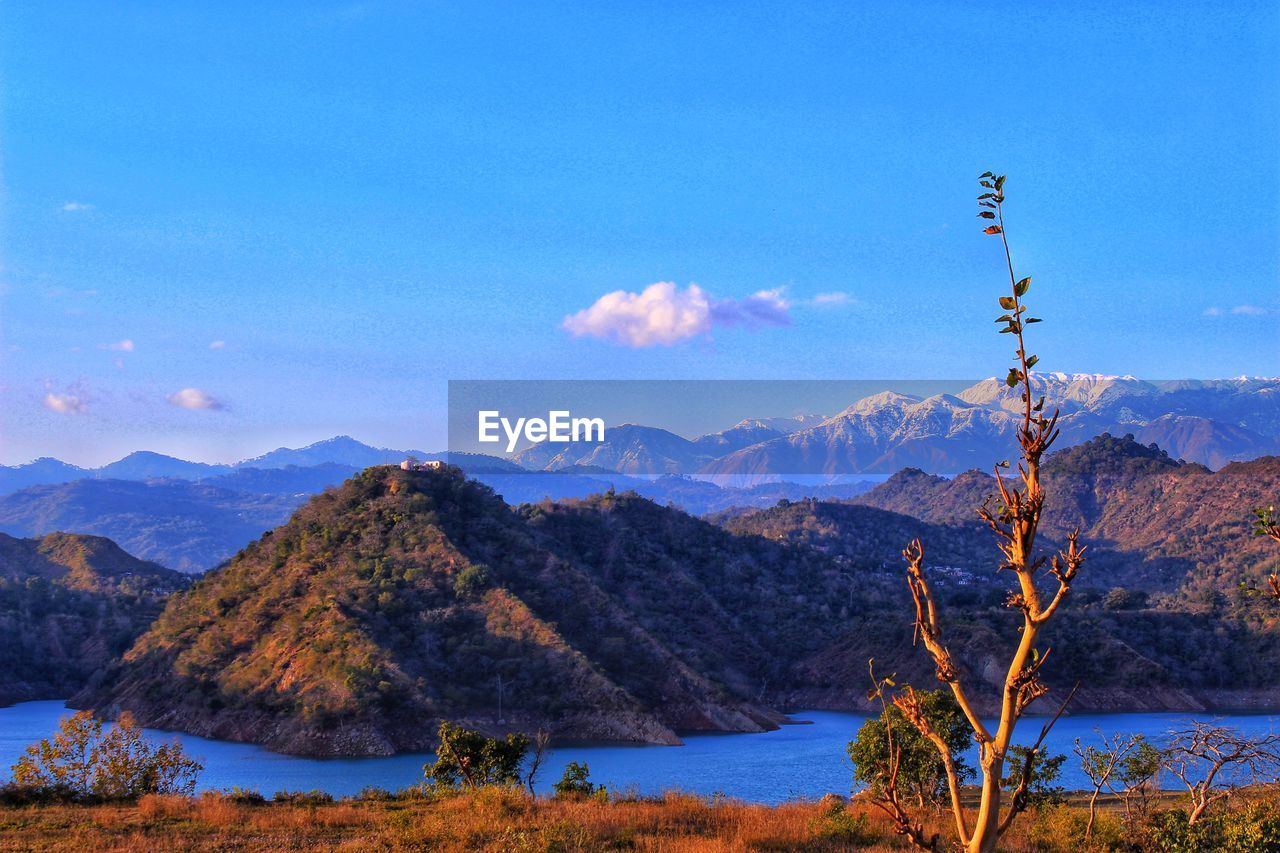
0,787,1275,852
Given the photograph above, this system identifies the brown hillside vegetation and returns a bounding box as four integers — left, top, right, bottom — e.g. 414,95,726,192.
79,465,885,755
0,532,187,706
77,436,1280,755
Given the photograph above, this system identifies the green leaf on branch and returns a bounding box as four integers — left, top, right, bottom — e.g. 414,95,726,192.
1015,277,1031,296
1006,369,1021,388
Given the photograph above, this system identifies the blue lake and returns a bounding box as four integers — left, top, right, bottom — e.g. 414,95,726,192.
2,701,1277,804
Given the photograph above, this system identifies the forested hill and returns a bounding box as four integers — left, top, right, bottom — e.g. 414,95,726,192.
79,466,883,756
0,532,187,705
78,437,1280,756
851,433,1280,595
726,434,1280,714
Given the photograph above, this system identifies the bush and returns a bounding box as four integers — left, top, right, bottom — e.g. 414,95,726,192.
224,786,266,805
424,721,529,790
552,762,599,798
848,689,973,805
272,789,335,806
808,794,872,843
7,711,201,803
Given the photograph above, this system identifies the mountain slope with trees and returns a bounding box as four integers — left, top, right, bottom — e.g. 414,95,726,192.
0,532,187,706
80,465,876,755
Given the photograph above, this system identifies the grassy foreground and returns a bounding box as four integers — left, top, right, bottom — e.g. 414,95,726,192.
1,787,1278,852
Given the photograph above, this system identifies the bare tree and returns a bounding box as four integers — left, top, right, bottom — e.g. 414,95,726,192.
1161,722,1280,826
525,729,551,796
1074,731,1150,841
883,172,1085,853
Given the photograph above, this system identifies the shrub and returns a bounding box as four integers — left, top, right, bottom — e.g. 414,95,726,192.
552,761,599,798
224,786,266,805
848,689,973,806
424,721,529,789
8,711,201,803
272,789,336,806
808,794,872,843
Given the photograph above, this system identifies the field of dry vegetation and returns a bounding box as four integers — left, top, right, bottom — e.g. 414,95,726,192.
1,786,1278,853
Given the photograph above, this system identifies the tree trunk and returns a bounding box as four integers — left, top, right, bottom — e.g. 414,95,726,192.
1085,789,1100,840
966,760,1004,853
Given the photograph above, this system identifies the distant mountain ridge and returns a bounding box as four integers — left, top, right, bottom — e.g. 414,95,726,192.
5,377,1277,491
700,376,1280,479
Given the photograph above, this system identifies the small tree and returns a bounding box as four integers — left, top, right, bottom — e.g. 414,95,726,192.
1002,745,1064,808
424,720,529,790
1074,731,1151,840
524,729,551,796
10,711,201,801
849,688,973,807
1161,722,1280,826
552,761,599,798
876,173,1085,853
1117,738,1163,823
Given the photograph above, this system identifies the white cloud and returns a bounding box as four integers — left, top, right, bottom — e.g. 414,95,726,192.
562,282,791,347
61,202,94,212
167,388,225,411
100,339,135,352
44,392,86,415
209,340,226,350
1206,305,1269,317
810,292,852,307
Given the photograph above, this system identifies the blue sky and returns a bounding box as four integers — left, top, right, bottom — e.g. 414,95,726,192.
2,1,1277,465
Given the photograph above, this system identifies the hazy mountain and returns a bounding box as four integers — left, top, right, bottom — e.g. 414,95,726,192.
1133,414,1279,469
0,458,91,494
729,414,827,434
98,451,233,481
235,435,425,470
0,480,304,573
512,424,713,474
0,531,187,706
0,437,423,496
690,423,784,455
80,466,870,755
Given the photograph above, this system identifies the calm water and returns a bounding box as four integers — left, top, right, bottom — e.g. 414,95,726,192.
2,701,1277,803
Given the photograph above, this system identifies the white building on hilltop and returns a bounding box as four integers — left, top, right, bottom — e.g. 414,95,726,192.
400,459,445,471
